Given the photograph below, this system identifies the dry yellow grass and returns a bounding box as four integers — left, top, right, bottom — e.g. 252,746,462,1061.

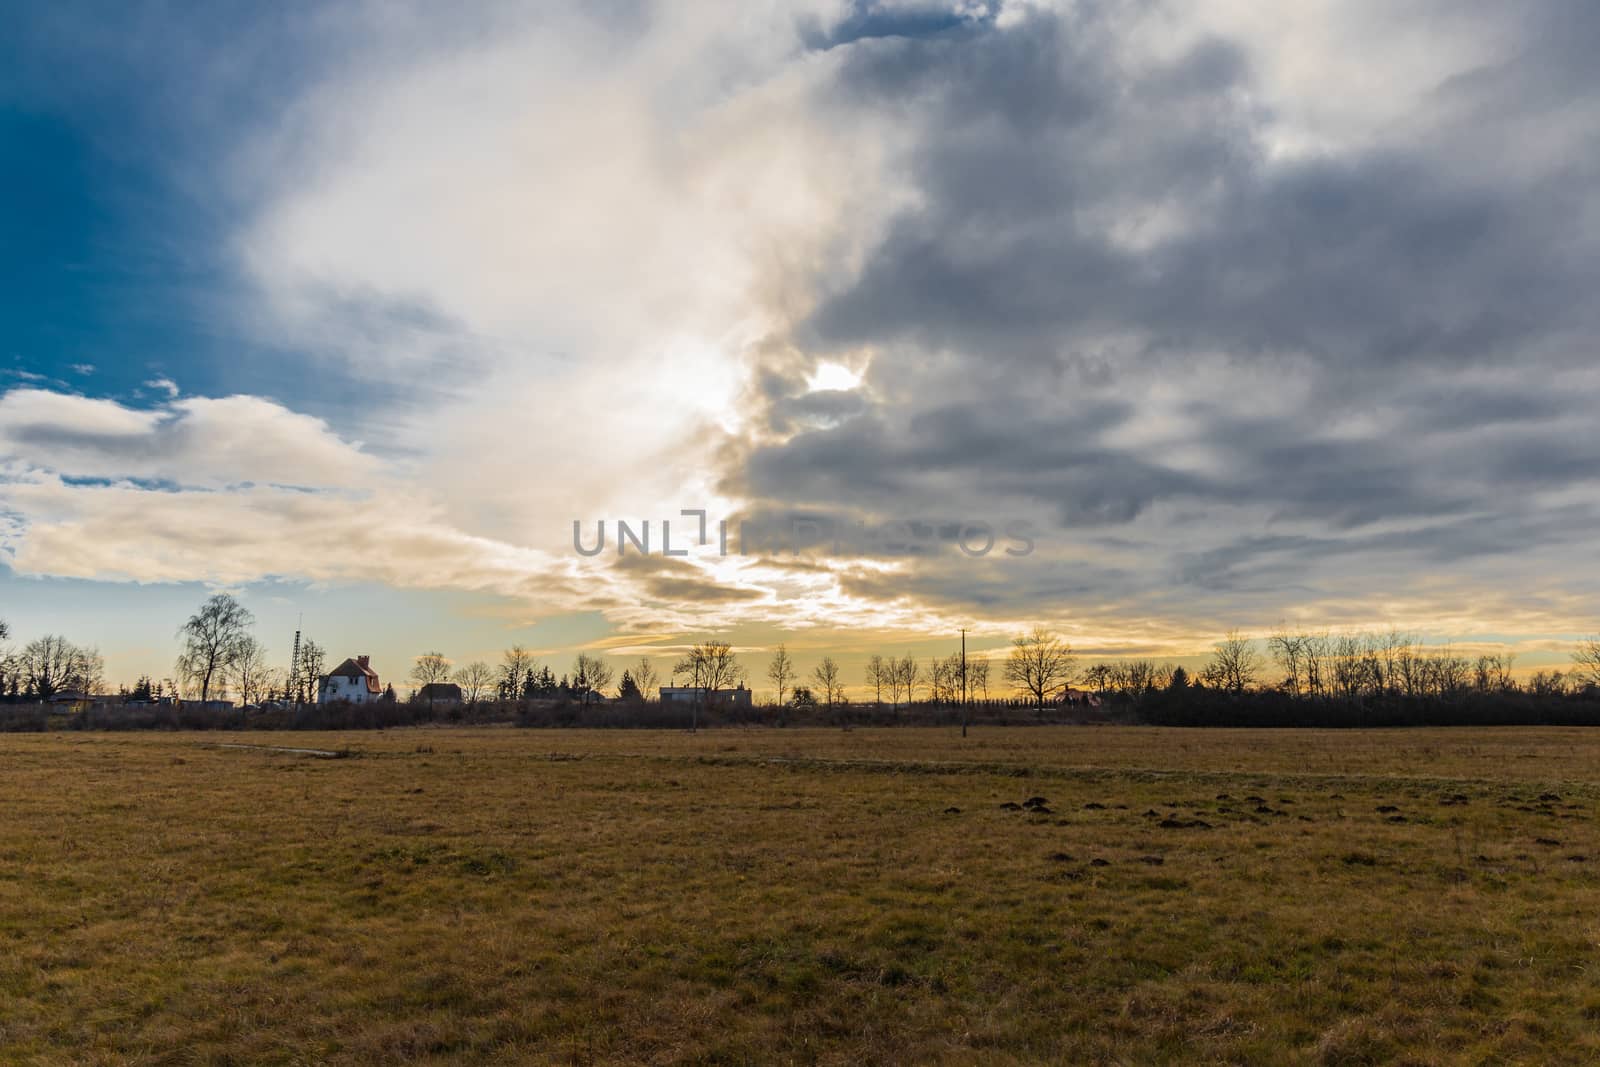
2,726,1599,1064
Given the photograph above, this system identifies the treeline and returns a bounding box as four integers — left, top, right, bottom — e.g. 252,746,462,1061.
0,700,460,733
0,625,105,701
8,596,1600,732
1087,626,1600,702
1073,627,1600,727
0,693,1118,733
1129,685,1600,728
5,681,1599,734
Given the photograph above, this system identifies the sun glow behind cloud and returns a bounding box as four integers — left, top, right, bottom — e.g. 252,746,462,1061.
805,362,863,393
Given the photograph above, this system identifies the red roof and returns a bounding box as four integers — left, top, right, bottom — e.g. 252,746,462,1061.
325,656,381,694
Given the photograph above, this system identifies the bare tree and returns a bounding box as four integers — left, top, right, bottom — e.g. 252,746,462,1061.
1426,646,1471,696
454,661,495,704
866,654,886,707
675,641,743,731
0,620,13,698
1530,669,1570,697
1573,636,1600,688
176,593,254,703
897,655,923,705
1474,652,1515,693
296,639,326,704
572,652,615,704
704,643,744,692
930,655,951,705
766,645,795,708
78,646,105,697
232,636,272,706
21,635,94,700
1200,630,1261,692
1004,626,1075,710
634,657,660,702
1082,663,1113,695
1268,627,1306,696
949,652,967,705
500,645,535,700
260,668,287,703
590,654,616,697
676,641,743,693
1330,633,1364,700
940,652,966,710
812,657,843,716
930,653,964,705
969,658,990,702
1110,660,1161,695
411,651,451,706
1376,628,1409,697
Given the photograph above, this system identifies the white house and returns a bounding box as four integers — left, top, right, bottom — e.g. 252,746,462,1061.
319,655,381,704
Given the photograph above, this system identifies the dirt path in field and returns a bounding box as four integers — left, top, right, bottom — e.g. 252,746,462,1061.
206,742,351,759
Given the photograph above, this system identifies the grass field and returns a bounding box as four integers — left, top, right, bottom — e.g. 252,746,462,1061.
3,726,1599,1065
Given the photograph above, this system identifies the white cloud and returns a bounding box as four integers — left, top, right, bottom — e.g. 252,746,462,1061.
0,388,380,488
235,1,912,538
0,465,978,637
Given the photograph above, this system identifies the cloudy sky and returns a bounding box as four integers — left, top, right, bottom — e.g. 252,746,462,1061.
3,0,1598,691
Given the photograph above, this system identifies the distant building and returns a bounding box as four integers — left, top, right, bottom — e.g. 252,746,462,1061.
319,655,381,704
659,683,753,710
1060,687,1101,708
415,682,464,705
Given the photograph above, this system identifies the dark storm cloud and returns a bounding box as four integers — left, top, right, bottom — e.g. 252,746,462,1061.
729,1,1600,622
814,28,1590,370
1174,501,1600,595
743,399,1200,527
766,387,871,434
610,552,764,604
643,576,764,604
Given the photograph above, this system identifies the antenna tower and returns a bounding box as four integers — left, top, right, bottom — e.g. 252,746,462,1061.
288,615,303,704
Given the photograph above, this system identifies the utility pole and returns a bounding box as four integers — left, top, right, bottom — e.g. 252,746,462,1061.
960,627,969,738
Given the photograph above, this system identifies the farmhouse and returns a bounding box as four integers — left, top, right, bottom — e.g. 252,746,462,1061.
319,655,381,704
659,683,753,710
415,682,464,705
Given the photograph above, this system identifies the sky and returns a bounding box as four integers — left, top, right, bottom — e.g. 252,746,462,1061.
2,0,1599,695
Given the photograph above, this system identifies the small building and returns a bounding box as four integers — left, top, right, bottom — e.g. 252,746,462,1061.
319,655,381,704
659,683,754,710
414,682,464,706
